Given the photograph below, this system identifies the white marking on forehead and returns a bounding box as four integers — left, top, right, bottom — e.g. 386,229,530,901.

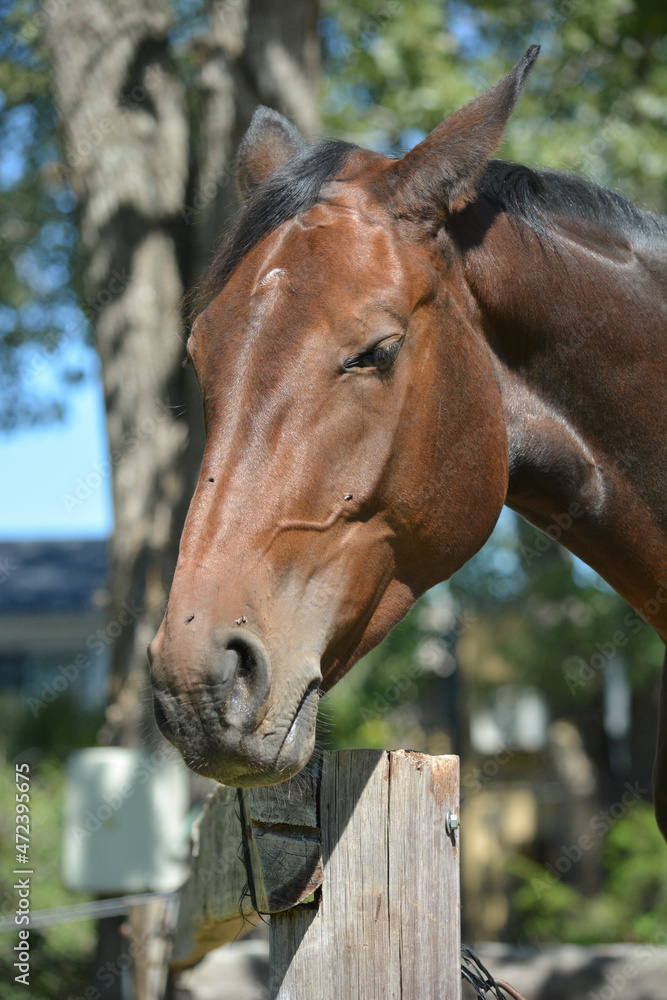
259,267,287,287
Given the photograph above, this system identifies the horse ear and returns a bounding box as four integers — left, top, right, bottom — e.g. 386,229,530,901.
392,45,540,218
236,107,306,201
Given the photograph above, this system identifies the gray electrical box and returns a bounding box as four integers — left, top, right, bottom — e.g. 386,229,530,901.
63,747,190,894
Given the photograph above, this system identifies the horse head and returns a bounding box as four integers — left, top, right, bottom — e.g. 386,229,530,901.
148,48,539,785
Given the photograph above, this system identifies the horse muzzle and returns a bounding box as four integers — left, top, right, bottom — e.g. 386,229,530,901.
148,627,321,786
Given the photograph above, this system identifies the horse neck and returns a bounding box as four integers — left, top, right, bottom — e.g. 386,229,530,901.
457,206,667,641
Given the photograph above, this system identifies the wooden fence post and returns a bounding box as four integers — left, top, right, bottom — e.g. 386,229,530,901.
172,750,460,1000
270,750,460,1000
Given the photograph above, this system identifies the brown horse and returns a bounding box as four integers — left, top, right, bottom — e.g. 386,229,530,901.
149,47,667,835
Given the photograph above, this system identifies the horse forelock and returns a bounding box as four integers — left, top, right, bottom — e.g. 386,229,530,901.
192,139,358,319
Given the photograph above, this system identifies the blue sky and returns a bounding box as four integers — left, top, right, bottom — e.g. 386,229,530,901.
0,36,115,541
0,346,113,540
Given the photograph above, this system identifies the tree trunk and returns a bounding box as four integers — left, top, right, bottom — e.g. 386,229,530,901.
187,0,320,284
44,0,320,748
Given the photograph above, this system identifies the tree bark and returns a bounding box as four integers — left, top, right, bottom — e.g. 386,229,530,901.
44,0,320,748
187,0,320,284
44,0,191,744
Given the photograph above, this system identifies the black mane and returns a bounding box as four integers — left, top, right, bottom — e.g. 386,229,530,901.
193,139,357,317
480,159,667,243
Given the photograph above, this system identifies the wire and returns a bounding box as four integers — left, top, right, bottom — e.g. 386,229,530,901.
461,945,528,1000
0,891,176,933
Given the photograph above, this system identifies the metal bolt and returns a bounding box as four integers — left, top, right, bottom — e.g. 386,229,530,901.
445,810,459,837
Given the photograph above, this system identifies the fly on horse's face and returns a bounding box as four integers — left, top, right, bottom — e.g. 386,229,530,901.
149,44,667,824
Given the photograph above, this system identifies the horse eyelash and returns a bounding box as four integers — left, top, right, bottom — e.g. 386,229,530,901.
343,339,402,373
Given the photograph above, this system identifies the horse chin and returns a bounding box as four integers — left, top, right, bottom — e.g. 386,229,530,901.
233,705,319,788
183,680,320,788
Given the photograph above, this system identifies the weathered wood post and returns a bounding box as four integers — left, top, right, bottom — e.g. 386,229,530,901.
172,750,461,1000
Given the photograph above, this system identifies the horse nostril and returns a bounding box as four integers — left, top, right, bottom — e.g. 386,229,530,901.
218,632,271,730
234,641,253,679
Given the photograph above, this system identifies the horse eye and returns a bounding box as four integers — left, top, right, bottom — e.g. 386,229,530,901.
346,338,403,373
